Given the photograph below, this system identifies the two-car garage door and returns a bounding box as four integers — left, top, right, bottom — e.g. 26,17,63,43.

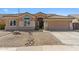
47,21,70,31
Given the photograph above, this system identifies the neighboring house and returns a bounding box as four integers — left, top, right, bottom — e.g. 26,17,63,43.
68,14,79,30
0,12,79,31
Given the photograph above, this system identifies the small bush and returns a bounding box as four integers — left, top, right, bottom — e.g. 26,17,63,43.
0,24,5,30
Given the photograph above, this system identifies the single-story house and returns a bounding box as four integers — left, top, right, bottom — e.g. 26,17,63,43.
0,12,79,31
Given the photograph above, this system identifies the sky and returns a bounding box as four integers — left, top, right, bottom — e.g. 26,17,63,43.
0,8,79,16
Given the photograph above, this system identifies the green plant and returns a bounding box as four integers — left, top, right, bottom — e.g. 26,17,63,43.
0,24,5,30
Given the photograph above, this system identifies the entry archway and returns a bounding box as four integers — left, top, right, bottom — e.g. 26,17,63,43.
35,17,44,30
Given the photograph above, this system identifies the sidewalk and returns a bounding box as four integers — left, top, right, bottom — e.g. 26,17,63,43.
0,45,79,51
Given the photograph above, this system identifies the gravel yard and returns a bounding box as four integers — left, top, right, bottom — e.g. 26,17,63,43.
0,31,63,47
0,32,30,47
0,31,11,37
32,32,63,46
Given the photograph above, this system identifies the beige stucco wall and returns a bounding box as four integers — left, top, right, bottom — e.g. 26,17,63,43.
18,14,35,30
5,15,35,31
4,16,18,30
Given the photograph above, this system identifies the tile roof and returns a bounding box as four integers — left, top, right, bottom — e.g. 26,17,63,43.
36,12,46,14
47,14,74,19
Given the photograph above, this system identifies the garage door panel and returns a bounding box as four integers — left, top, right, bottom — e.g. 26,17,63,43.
48,21,70,30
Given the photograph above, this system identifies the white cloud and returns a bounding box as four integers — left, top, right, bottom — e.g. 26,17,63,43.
3,9,8,13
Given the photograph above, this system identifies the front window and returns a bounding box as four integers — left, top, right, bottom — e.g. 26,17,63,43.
13,20,16,26
10,21,12,26
10,20,16,26
24,16,30,26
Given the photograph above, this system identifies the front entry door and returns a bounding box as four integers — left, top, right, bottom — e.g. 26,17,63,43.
35,18,44,30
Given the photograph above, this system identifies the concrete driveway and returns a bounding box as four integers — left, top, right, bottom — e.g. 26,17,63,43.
49,31,79,45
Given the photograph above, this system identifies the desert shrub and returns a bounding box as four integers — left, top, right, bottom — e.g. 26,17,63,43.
0,24,5,30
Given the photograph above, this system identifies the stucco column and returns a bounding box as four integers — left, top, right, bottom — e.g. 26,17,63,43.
19,20,24,27
44,19,48,30
70,23,73,30
30,20,35,29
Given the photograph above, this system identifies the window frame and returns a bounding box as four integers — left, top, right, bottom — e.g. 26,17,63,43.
10,20,16,26
24,16,30,26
